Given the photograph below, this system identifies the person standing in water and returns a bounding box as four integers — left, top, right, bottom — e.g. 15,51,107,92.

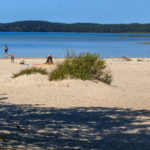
4,45,8,57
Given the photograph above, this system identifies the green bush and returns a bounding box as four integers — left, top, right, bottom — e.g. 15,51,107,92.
49,51,112,84
12,67,48,78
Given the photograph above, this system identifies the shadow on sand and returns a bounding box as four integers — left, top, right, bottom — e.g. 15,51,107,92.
0,98,150,149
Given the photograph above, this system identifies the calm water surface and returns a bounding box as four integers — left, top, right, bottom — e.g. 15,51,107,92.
0,32,150,58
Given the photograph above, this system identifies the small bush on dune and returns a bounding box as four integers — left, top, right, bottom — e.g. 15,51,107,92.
120,56,132,61
49,51,112,84
137,59,143,62
12,67,48,78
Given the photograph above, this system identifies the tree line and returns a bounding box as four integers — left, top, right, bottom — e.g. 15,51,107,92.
0,21,150,33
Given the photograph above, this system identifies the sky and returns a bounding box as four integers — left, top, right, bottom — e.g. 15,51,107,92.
0,0,150,24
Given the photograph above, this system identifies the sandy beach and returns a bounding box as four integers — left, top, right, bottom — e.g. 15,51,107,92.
1,0,150,148
0,58,150,110
0,57,150,149
0,57,150,110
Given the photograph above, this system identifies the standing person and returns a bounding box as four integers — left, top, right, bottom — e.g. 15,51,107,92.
9,54,14,63
4,45,8,57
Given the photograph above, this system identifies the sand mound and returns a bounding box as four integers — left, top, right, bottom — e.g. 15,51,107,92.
0,58,150,110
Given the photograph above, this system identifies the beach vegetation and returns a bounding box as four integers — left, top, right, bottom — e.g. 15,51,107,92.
49,51,112,84
120,56,132,61
12,67,48,78
137,59,143,62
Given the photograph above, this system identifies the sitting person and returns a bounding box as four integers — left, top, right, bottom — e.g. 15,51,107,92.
20,58,25,64
46,54,53,64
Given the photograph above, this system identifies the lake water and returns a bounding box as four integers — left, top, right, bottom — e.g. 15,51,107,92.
0,32,150,58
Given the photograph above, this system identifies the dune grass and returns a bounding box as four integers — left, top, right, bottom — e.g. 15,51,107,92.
12,67,48,78
120,56,132,61
12,51,112,84
49,51,112,84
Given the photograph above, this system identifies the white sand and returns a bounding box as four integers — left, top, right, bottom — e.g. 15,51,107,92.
0,57,150,110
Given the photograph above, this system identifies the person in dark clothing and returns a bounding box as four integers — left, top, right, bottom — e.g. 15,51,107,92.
46,54,53,64
4,45,8,57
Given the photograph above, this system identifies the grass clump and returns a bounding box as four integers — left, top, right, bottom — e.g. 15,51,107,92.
137,59,143,62
120,56,132,61
12,67,48,78
49,51,112,84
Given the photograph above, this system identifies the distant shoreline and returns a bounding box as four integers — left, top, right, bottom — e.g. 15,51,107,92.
1,21,150,33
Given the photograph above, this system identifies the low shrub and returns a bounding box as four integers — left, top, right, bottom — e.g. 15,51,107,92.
49,51,112,84
137,59,143,62
12,67,48,78
120,56,132,61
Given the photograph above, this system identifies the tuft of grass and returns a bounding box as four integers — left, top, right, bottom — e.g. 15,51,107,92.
120,56,132,61
49,51,112,84
12,67,48,78
137,59,143,62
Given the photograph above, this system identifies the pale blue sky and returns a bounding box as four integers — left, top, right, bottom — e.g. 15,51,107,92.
0,0,150,24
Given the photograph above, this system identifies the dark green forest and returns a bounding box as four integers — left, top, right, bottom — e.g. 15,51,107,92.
0,21,150,33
